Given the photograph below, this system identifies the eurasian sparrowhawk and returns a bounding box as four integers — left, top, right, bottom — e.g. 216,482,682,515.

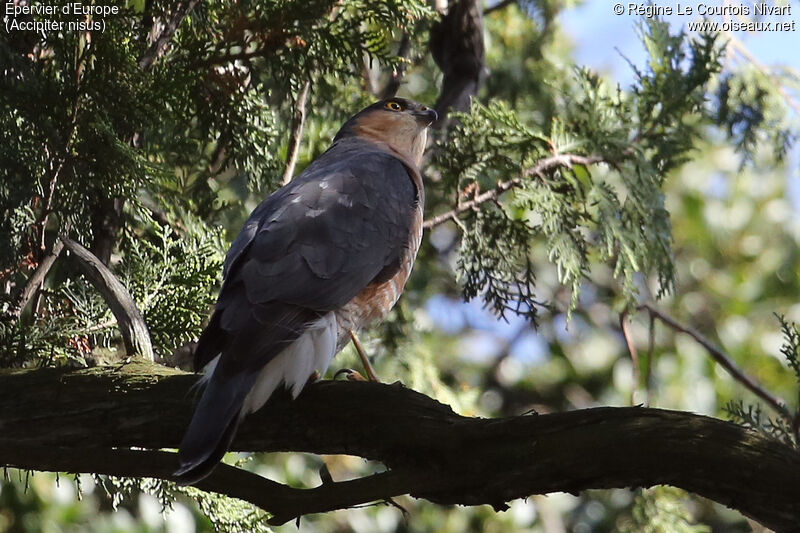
174,98,436,483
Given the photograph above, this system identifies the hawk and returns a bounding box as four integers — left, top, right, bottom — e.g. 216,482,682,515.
174,98,437,483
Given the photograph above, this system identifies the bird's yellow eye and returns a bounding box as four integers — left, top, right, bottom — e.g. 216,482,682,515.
385,101,403,111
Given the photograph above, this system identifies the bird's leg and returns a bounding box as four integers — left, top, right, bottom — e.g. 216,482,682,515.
349,329,380,382
305,370,321,387
334,368,367,381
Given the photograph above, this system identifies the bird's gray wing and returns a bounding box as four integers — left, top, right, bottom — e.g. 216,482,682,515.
207,142,418,373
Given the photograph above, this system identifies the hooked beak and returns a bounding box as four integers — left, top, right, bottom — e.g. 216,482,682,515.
413,108,438,126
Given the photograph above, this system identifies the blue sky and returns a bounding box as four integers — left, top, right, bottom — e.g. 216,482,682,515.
561,1,800,87
560,1,800,201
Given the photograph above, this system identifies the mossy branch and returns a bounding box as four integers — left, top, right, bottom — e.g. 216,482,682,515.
1,361,799,529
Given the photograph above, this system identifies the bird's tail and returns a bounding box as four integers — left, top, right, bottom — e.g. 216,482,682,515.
173,368,257,485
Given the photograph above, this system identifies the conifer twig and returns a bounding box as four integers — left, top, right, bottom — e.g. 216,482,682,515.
35,38,84,257
725,36,800,117
422,154,605,229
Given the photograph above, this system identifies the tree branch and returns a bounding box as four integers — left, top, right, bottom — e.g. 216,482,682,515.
1,361,799,529
8,238,64,320
0,442,421,526
60,237,154,361
381,33,411,99
638,302,791,419
281,80,311,185
430,0,486,127
423,154,605,229
138,0,200,70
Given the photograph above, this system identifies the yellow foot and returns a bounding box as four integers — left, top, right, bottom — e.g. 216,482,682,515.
348,329,380,382
334,368,368,381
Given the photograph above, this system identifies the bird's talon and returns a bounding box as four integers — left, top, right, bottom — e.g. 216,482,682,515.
334,368,368,381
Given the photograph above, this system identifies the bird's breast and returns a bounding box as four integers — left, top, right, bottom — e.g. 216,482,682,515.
335,204,423,347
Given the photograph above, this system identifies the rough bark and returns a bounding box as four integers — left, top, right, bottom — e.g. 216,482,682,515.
1,361,799,530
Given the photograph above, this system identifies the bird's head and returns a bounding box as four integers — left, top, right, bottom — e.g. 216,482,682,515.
334,98,437,167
